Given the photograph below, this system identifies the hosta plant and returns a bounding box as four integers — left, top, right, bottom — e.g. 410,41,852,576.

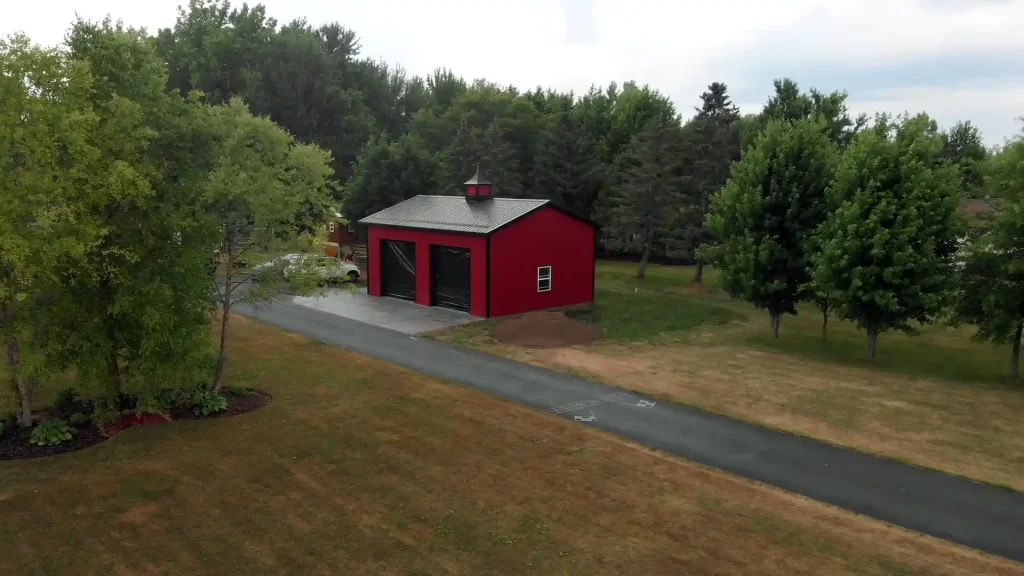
30,420,77,446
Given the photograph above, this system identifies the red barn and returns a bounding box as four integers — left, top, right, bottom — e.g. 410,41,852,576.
359,169,596,317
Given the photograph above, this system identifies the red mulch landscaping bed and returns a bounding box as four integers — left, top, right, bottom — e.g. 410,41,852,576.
0,389,271,462
495,311,602,347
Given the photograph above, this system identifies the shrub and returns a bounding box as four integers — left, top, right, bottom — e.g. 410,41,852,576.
192,389,228,417
69,412,90,427
90,401,121,428
53,388,86,419
133,389,176,415
30,420,77,446
0,412,16,439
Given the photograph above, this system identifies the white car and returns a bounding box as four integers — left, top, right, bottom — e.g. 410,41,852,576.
253,254,360,284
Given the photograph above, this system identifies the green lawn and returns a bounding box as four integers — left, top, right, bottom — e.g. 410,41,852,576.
0,317,1018,575
592,260,1015,386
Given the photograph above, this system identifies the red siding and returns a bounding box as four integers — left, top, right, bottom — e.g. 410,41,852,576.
367,226,488,317
489,207,595,317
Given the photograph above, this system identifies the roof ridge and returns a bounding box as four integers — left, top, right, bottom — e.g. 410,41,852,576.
415,195,547,202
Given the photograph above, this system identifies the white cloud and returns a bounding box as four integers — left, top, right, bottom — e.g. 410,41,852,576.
848,83,1023,146
3,0,1022,144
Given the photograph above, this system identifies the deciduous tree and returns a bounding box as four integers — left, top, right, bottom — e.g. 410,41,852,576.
953,133,1024,378
202,99,335,391
812,115,963,358
942,120,988,197
704,119,838,338
0,36,101,426
53,19,216,403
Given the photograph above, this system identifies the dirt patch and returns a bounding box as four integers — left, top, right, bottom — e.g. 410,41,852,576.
495,311,602,347
0,423,107,461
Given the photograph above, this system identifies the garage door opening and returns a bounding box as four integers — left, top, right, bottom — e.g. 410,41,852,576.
381,240,416,301
430,245,471,312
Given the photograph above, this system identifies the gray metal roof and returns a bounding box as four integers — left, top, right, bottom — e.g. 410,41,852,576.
359,195,550,234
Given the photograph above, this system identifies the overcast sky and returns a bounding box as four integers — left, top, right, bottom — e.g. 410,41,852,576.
5,0,1021,145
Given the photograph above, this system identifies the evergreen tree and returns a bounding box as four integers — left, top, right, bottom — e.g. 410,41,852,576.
342,133,441,221
607,119,686,278
813,114,964,358
677,83,741,283
530,112,604,217
443,120,522,197
704,119,838,338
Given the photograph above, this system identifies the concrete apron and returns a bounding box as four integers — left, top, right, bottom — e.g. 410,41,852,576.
290,287,475,334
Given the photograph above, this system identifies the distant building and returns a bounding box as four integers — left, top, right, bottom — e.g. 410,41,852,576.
359,168,596,317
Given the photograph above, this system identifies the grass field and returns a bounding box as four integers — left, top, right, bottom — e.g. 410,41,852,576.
0,316,1020,575
431,260,1024,491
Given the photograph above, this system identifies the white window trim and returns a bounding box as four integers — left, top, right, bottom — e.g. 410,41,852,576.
537,265,552,293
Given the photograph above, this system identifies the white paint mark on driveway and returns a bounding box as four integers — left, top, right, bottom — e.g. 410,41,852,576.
546,391,636,415
574,411,598,422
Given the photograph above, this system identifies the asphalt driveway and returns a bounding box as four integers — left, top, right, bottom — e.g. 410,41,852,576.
236,298,1024,562
290,287,475,334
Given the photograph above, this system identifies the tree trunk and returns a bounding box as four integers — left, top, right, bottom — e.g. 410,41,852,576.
636,229,654,279
692,259,704,284
105,347,120,403
867,327,879,359
213,266,233,392
1010,324,1022,379
3,336,32,428
1,303,32,428
770,313,780,339
821,309,829,341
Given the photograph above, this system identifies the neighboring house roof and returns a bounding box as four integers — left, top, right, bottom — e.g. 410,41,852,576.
359,195,554,234
962,198,996,215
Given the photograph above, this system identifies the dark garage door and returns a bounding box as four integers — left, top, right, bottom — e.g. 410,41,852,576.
381,240,417,301
431,246,471,312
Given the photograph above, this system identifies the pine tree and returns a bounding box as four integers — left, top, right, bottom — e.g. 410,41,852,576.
607,119,686,278
530,112,604,217
444,120,522,197
679,83,741,283
342,133,440,221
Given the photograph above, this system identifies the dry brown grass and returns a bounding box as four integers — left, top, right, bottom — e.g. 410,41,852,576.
0,316,1020,575
427,260,1024,492
441,335,1024,492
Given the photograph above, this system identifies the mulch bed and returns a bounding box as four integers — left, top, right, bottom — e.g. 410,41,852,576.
495,311,602,347
169,389,272,420
0,389,272,462
0,425,107,462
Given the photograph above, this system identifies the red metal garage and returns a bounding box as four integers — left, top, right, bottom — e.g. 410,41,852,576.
360,169,596,317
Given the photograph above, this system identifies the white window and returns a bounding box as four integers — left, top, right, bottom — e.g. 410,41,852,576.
537,266,552,292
